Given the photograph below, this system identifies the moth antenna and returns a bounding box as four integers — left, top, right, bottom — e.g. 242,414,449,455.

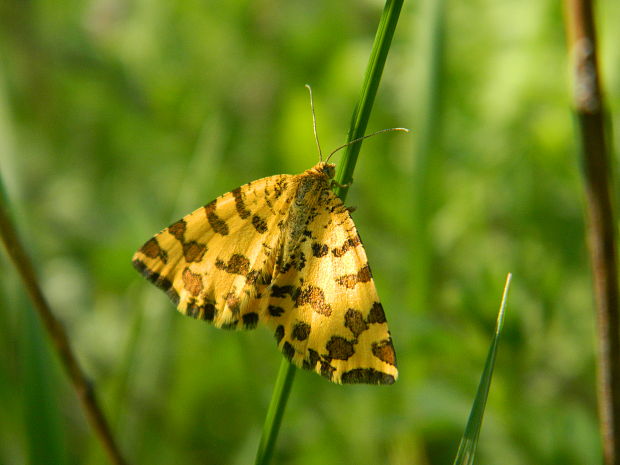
305,84,323,162
326,127,410,163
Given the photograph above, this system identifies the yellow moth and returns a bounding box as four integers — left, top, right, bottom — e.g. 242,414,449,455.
133,93,403,384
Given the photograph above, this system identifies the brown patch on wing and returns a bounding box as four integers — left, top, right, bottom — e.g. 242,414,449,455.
204,201,230,235
168,219,187,242
224,292,240,314
182,267,203,296
183,241,207,262
140,238,168,263
344,308,368,338
215,253,250,275
336,264,372,289
331,236,361,257
232,187,251,219
296,285,332,316
372,340,397,366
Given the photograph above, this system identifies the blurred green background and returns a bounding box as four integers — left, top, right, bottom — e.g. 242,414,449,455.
1,0,619,464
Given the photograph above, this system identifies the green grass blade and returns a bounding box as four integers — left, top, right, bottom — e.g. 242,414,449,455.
334,0,405,197
254,360,297,465
23,302,68,465
254,2,405,464
453,273,513,465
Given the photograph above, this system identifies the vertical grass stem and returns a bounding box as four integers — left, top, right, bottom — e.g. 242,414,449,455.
334,0,405,197
563,2,619,463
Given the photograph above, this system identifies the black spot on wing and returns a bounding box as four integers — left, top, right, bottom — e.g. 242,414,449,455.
185,300,216,322
282,342,295,361
275,325,285,344
252,215,268,233
203,302,216,321
367,302,386,324
341,368,395,385
303,349,321,371
270,285,296,299
242,312,259,329
221,321,239,330
292,322,311,341
325,336,355,360
268,305,285,317
311,242,328,258
133,259,175,298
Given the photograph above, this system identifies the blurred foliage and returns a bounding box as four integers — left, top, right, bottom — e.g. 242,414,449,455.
0,0,619,464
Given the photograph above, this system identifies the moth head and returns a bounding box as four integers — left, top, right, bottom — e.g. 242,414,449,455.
318,162,336,179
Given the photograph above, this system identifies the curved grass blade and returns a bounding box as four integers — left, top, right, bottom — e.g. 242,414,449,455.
453,273,513,465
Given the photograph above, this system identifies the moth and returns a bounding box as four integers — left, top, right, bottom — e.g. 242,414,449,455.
133,159,398,384
133,92,403,384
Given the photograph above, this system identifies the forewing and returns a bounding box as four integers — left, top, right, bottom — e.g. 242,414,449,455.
133,174,295,329
264,188,398,384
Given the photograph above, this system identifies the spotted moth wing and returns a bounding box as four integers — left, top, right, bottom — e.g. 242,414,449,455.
264,182,397,384
133,173,294,329
132,162,397,384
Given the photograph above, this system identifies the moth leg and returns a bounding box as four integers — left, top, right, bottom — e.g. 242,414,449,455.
330,179,351,189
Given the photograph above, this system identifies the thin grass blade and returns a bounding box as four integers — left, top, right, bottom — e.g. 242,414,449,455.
453,273,513,465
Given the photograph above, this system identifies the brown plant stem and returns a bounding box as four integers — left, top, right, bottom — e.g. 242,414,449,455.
563,1,619,464
0,195,128,465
